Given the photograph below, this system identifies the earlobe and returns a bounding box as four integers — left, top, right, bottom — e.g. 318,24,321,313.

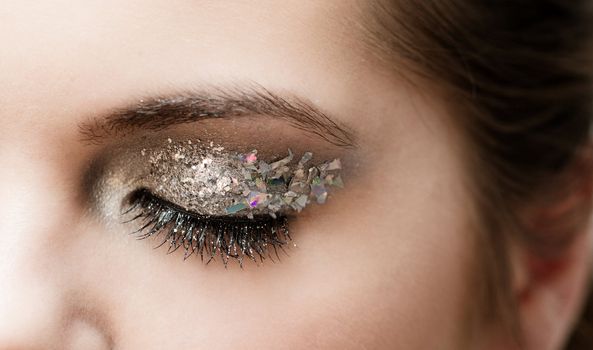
512,148,593,350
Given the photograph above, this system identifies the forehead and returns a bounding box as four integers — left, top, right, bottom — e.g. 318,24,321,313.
0,1,368,110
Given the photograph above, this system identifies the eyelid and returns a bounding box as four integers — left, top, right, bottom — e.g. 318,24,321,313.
133,139,344,218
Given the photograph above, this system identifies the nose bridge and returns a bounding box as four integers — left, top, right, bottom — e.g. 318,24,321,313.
0,139,79,249
0,138,79,348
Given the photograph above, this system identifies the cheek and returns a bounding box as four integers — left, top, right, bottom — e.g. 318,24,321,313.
275,169,475,349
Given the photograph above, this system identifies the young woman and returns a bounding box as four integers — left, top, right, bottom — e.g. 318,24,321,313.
1,1,592,349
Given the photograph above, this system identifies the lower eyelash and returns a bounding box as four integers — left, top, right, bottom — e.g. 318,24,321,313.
123,189,292,267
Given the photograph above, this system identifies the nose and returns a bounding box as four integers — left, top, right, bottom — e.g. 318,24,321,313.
0,142,72,349
0,145,64,348
0,269,63,349
0,143,111,349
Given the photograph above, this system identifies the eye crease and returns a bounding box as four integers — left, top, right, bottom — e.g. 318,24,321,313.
120,137,344,266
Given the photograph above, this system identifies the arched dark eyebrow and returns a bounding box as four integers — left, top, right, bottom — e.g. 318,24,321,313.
79,86,356,148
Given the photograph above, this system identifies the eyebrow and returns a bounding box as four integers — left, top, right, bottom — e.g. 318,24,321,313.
79,85,356,148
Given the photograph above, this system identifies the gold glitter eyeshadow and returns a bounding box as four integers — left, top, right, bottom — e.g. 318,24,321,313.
138,138,343,218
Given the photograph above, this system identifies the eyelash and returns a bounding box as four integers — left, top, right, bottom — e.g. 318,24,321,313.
123,189,292,267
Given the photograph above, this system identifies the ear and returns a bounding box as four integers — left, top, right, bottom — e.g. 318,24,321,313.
511,148,593,350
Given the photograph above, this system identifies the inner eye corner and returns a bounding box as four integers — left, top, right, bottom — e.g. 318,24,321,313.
119,187,150,214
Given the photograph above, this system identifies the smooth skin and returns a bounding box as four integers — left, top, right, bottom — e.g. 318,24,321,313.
0,1,590,349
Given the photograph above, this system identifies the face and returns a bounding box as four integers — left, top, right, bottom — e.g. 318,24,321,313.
0,1,478,348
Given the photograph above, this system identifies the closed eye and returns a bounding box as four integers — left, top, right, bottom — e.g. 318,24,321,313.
123,188,292,267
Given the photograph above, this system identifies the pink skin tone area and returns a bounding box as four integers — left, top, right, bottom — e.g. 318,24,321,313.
0,1,591,349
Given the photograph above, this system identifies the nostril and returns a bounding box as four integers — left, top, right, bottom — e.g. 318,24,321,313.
65,319,112,350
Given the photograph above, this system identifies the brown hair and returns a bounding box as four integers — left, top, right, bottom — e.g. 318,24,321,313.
365,0,593,347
